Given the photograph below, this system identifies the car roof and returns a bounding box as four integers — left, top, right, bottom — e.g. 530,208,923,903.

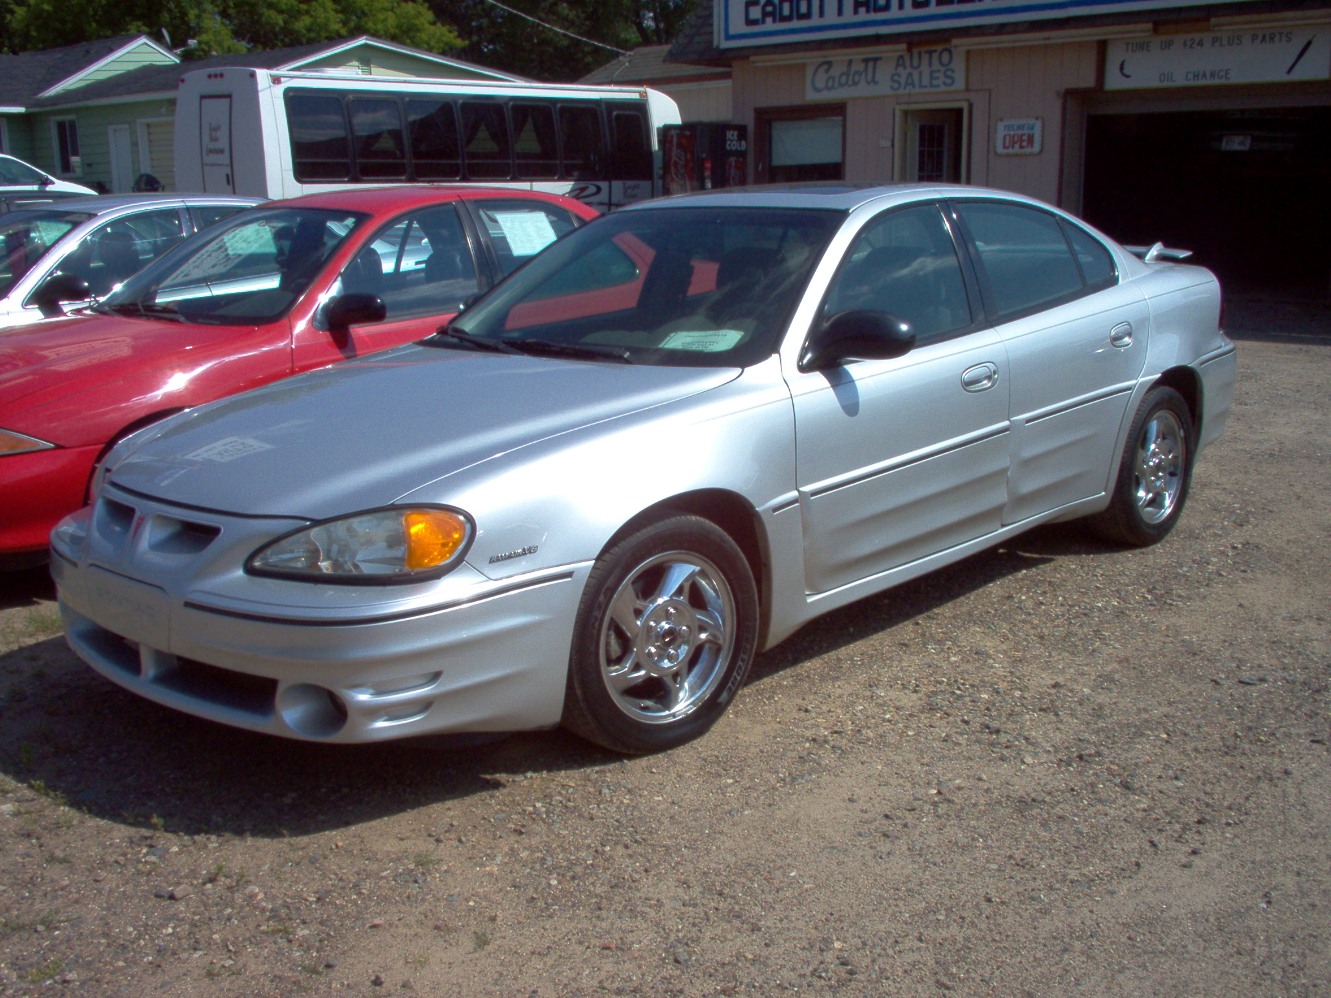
2,193,265,216
625,182,1051,214
270,185,593,214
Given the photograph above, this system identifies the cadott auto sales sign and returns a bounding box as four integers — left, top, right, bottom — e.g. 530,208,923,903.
721,0,1254,47
806,48,964,99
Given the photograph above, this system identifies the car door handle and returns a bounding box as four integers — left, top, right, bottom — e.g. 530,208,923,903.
961,362,999,393
1110,322,1134,348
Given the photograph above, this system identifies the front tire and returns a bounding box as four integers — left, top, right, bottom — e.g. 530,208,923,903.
1090,385,1194,546
562,515,758,754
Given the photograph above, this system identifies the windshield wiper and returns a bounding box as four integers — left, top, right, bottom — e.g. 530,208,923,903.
428,328,524,354
137,302,186,322
509,339,633,363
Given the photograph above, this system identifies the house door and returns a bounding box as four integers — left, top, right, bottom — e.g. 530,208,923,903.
108,125,134,192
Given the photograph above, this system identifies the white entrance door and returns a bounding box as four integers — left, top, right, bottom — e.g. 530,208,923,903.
108,124,134,192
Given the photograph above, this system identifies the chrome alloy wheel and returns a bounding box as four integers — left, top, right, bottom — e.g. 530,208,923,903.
1133,408,1188,525
597,551,737,725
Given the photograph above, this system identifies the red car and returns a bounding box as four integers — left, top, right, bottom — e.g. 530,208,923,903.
0,186,597,567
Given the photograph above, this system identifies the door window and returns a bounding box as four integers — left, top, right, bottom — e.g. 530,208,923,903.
823,203,972,342
955,202,1088,320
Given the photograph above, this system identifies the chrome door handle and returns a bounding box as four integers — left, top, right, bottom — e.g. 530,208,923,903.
1110,322,1134,348
961,362,999,393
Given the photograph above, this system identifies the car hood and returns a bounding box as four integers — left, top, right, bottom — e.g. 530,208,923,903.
104,343,741,519
0,313,209,429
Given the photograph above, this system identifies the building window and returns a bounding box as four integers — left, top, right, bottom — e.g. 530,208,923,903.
54,118,81,175
757,106,845,184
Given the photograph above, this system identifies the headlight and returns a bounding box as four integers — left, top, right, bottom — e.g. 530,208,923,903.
0,429,55,456
247,506,473,583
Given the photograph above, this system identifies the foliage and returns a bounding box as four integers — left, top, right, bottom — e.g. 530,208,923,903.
428,0,698,81
0,0,464,57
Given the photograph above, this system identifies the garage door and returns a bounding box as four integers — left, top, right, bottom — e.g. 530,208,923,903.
1082,106,1330,295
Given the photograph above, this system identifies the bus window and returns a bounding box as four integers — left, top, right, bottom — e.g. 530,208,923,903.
559,104,602,180
461,102,511,180
350,98,407,180
406,99,461,181
512,103,558,180
610,108,651,181
287,94,352,182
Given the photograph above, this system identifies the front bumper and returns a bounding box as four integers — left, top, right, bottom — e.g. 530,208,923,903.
51,488,588,743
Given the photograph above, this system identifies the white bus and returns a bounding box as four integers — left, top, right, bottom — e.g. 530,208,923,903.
173,67,681,211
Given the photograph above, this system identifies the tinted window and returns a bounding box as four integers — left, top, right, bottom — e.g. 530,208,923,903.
1064,222,1117,288
191,204,251,230
288,94,351,181
610,108,651,180
349,99,407,179
333,203,479,320
407,99,461,180
956,202,1084,319
472,199,581,275
825,203,972,343
559,104,602,179
461,103,511,179
512,103,558,180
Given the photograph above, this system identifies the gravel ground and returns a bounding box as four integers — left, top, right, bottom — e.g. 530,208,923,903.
1,294,1327,996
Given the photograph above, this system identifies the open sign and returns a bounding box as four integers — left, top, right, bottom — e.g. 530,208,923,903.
996,118,1043,156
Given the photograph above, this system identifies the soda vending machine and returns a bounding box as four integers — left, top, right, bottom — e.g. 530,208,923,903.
661,123,748,195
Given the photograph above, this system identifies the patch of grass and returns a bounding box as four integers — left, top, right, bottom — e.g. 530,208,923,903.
23,957,65,984
472,929,491,950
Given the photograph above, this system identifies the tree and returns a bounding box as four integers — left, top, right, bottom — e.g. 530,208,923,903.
429,0,697,81
0,0,463,57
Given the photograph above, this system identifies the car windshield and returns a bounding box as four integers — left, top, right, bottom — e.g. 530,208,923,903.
445,206,842,367
0,156,49,187
101,206,366,325
0,210,92,297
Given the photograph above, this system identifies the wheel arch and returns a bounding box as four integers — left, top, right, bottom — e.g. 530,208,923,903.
1151,365,1202,443
602,489,774,646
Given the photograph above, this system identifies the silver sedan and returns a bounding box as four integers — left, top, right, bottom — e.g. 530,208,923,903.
51,184,1237,754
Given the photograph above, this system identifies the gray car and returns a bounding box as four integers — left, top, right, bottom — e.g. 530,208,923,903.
0,193,264,329
51,184,1237,754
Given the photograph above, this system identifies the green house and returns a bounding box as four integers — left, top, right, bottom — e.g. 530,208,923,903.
0,34,521,194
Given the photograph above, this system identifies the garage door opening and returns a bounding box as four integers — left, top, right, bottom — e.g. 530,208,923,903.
1082,107,1331,297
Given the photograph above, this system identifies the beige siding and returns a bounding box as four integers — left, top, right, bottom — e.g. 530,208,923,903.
666,82,735,123
968,42,1099,202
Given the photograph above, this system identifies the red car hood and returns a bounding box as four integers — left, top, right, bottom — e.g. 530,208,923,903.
0,312,279,448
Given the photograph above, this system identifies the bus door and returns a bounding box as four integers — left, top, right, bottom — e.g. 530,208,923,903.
200,96,235,193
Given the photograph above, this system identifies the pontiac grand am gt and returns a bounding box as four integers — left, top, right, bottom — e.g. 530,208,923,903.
51,184,1236,755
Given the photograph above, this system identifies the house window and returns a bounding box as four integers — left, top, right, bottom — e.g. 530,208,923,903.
54,118,81,175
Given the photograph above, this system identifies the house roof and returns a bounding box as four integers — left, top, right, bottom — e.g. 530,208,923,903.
0,35,174,107
14,34,527,111
580,44,729,86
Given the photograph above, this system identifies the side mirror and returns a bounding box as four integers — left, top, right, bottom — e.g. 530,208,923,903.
31,272,93,316
799,310,916,371
324,292,386,334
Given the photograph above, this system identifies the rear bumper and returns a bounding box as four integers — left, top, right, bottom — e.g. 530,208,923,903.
0,444,96,558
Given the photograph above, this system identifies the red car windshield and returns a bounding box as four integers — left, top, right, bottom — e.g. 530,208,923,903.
0,210,91,297
100,207,366,325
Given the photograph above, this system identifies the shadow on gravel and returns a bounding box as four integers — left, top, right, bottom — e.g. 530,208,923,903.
0,522,1108,840
0,564,55,610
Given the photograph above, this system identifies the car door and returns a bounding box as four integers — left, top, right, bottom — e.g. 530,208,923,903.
951,200,1149,524
787,202,1011,595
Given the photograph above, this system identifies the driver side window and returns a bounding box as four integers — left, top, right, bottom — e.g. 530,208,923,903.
824,203,972,344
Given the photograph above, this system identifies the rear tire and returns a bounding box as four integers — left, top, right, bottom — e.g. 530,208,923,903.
562,515,758,754
1090,386,1193,546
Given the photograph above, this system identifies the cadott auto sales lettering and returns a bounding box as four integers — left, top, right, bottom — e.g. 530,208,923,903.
809,48,961,98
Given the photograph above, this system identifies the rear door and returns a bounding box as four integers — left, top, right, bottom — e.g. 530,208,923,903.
951,200,1149,523
199,97,235,193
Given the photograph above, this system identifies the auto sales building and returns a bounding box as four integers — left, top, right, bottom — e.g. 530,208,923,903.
667,0,1331,294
